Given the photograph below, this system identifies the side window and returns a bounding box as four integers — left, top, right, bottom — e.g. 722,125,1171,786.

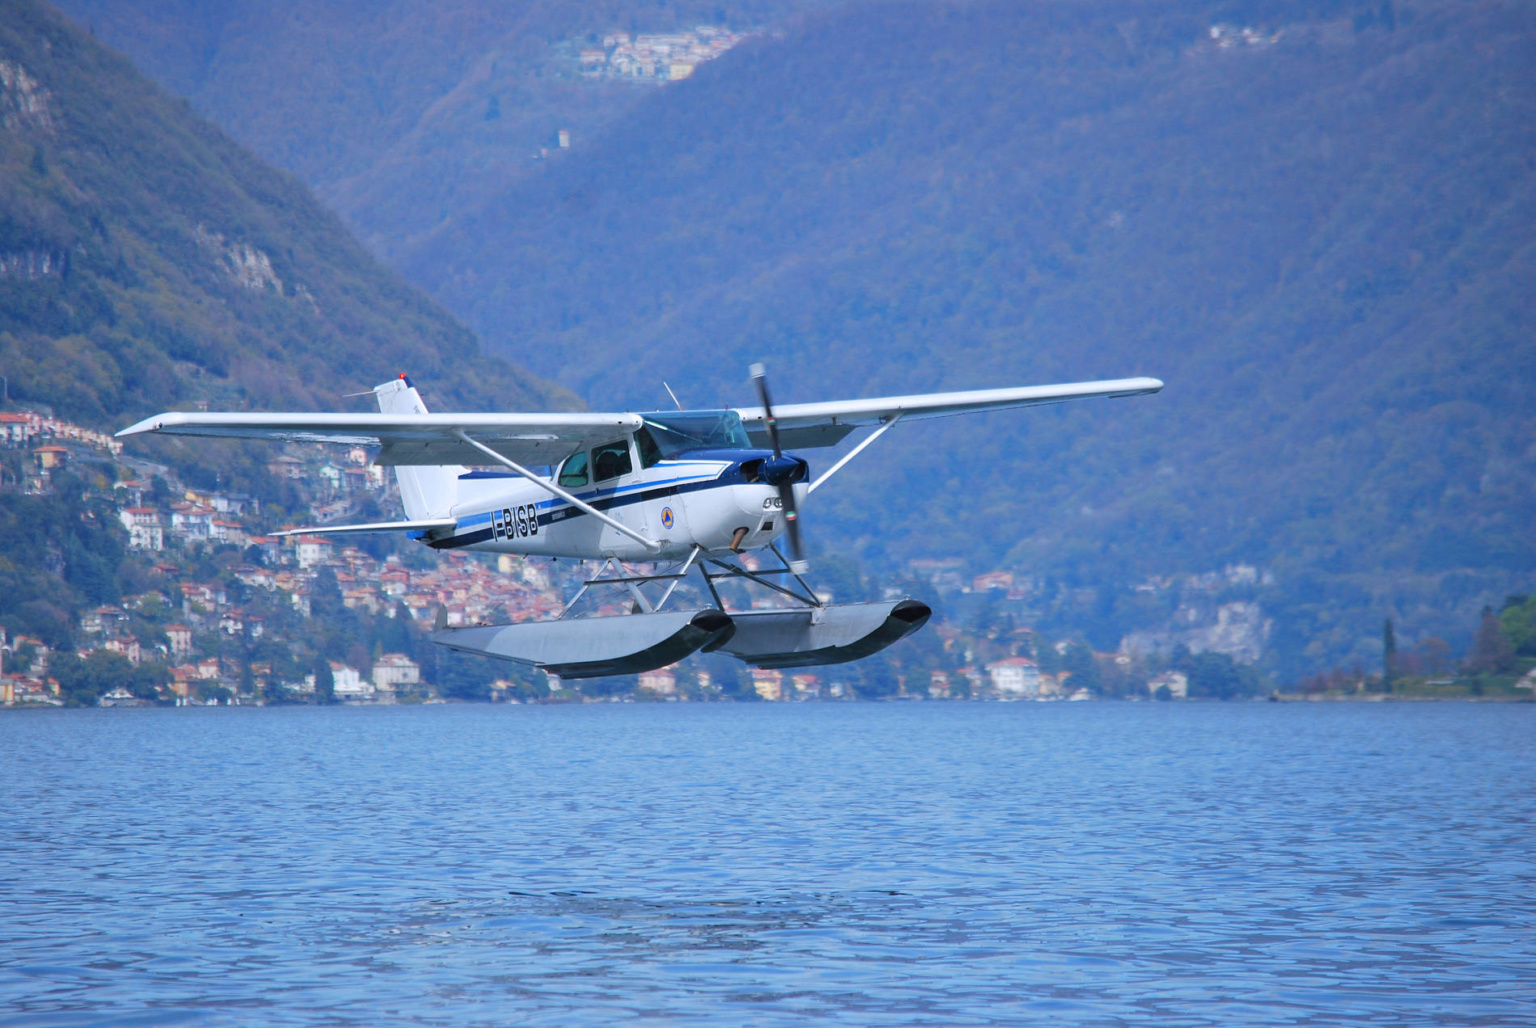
592,439,633,481
635,427,663,469
558,451,589,488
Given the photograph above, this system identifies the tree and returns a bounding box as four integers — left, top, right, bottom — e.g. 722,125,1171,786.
1415,637,1452,676
1176,649,1263,700
1382,617,1397,692
1464,606,1515,675
51,649,138,706
1499,596,1536,657
1061,641,1103,694
314,660,335,704
311,567,344,618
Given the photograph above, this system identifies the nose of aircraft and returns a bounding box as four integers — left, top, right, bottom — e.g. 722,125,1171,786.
760,454,806,487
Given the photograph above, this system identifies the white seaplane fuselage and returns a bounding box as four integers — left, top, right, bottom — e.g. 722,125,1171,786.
423,436,806,564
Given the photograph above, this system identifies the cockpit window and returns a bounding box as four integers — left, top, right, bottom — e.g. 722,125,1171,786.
640,410,752,456
592,440,634,481
636,426,664,469
557,451,589,488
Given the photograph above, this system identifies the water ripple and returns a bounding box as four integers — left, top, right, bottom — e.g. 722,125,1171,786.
2,703,1534,1025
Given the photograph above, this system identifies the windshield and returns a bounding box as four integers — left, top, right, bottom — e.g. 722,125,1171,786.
640,410,752,458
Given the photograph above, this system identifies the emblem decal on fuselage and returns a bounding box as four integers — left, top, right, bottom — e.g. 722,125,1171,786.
660,506,675,530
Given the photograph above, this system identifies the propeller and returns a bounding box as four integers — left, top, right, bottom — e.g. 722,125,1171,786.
750,362,809,575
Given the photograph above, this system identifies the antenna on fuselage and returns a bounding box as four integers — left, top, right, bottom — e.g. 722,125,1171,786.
662,382,684,411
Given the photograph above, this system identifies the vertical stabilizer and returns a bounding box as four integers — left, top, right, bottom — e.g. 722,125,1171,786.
374,376,462,519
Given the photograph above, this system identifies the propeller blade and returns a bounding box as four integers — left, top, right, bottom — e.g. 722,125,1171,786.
749,362,782,458
779,479,808,574
751,362,808,573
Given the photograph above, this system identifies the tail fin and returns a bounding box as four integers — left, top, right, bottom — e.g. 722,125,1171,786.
374,375,463,520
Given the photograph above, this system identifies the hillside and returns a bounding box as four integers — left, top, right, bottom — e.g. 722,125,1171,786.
0,0,568,443
52,0,836,258
44,0,1536,675
0,0,571,650
402,0,1536,673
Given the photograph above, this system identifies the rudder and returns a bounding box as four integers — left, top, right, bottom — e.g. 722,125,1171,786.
374,375,462,519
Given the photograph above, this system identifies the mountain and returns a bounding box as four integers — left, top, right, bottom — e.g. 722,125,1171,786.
0,0,571,646
405,0,1536,673
49,0,1536,674
51,0,835,259
0,0,568,449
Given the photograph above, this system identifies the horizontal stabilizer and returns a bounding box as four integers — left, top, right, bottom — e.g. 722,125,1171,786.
274,518,457,538
432,609,734,679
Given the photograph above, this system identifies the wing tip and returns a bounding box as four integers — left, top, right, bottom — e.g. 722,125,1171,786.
116,414,171,438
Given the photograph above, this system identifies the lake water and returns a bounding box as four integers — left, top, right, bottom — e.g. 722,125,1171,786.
2,702,1534,1026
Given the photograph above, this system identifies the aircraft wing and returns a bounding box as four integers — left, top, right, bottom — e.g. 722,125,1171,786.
115,411,643,466
734,377,1164,448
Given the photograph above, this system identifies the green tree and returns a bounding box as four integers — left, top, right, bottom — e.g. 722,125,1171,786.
51,649,140,706
1175,648,1264,700
311,567,344,618
314,660,335,704
1061,641,1103,694
1498,596,1536,657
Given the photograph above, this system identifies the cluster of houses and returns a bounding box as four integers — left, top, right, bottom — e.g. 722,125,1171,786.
0,628,60,706
269,544,560,627
0,425,1227,706
0,409,123,492
0,410,122,454
1205,24,1282,48
578,27,751,82
0,432,575,705
48,539,563,705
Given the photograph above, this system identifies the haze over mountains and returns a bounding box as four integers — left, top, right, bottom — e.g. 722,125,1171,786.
41,0,1536,673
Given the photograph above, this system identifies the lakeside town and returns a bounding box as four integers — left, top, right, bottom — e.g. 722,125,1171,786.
3,413,1533,708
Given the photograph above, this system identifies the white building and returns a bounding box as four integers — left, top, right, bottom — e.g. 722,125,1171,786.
371,653,421,692
1147,671,1189,699
103,637,142,665
987,657,1041,697
638,669,676,695
166,624,193,658
118,507,164,551
330,662,373,700
170,503,214,541
293,536,334,569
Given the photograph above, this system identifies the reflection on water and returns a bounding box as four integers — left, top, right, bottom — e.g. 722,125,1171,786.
2,703,1533,1025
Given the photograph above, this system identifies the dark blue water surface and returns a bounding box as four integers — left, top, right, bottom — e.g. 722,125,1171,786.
3,702,1534,1026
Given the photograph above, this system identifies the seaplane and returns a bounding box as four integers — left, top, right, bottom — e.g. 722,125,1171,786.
118,368,1161,679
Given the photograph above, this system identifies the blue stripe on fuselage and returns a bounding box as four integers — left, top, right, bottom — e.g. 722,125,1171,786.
430,460,737,550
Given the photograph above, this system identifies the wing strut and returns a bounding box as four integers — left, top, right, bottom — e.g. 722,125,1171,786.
452,430,662,553
806,413,905,495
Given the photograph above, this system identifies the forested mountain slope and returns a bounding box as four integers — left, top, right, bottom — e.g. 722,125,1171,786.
401,0,1535,671
53,0,833,258
0,0,568,482
45,0,1536,673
